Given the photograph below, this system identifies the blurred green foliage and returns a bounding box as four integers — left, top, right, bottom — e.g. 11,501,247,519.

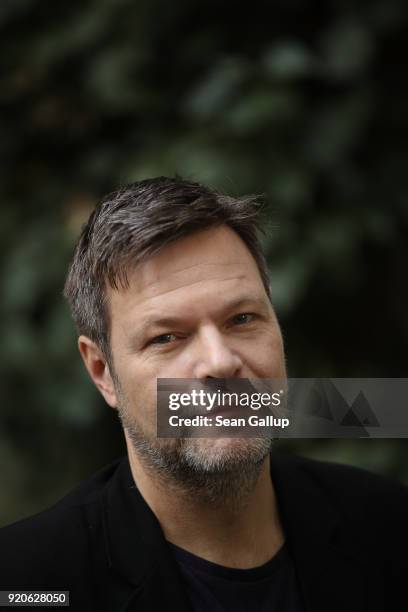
1,0,407,525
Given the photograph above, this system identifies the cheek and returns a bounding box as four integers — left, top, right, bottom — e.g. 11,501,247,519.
114,359,152,406
118,372,159,432
137,344,199,378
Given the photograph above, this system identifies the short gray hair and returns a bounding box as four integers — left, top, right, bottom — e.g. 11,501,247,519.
63,176,271,365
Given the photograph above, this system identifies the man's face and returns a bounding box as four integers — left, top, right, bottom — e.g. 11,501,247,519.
106,224,286,476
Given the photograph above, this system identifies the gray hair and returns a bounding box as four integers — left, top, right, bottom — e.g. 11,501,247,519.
63,176,271,365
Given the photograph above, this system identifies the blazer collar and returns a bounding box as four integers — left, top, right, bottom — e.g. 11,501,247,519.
102,456,192,611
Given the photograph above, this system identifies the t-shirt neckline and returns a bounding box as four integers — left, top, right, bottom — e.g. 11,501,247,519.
167,540,289,582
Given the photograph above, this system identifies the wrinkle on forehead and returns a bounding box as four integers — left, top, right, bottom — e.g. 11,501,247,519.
143,261,247,284
128,261,256,298
142,272,250,300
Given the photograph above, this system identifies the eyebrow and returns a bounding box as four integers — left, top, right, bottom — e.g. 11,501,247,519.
126,295,270,348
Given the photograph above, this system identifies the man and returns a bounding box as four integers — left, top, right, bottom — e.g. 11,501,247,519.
0,177,407,611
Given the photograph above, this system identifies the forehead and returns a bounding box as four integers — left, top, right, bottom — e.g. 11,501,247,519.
108,225,267,323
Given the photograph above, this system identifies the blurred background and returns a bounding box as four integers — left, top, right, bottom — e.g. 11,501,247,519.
1,0,407,526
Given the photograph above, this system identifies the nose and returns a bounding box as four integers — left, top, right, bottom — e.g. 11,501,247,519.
193,325,243,379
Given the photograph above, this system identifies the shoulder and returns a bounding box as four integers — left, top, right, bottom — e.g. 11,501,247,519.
271,450,408,519
0,457,124,589
272,448,408,491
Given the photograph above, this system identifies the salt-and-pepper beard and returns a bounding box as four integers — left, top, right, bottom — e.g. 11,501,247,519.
115,384,273,508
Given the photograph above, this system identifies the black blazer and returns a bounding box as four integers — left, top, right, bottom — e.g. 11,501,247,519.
0,452,407,611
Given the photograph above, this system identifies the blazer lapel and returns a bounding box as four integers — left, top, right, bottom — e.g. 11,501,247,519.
270,453,384,612
101,457,192,612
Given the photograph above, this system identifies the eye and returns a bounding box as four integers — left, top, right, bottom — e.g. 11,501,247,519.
150,333,177,345
231,313,254,325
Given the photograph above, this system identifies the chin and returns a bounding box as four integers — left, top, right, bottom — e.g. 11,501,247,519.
180,436,272,473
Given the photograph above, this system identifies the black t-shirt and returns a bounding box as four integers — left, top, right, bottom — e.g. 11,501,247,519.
168,541,304,612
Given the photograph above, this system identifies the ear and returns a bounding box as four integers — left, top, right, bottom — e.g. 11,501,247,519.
78,335,118,409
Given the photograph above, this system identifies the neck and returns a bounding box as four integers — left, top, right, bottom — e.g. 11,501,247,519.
126,440,285,569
